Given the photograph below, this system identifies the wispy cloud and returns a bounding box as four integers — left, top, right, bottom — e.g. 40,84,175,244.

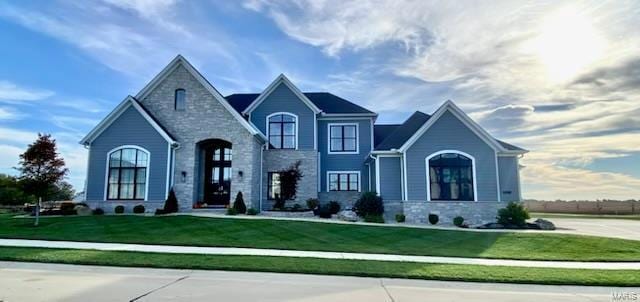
0,80,54,102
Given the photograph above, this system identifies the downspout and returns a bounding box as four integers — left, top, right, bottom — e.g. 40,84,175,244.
83,143,91,201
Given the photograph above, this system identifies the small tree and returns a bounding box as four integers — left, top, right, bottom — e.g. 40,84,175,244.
233,191,247,214
17,134,68,226
273,161,303,210
156,188,179,215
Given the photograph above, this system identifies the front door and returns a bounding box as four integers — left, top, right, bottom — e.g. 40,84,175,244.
203,141,232,206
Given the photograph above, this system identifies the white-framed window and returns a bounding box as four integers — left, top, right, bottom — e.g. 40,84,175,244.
327,171,360,192
267,112,297,149
328,123,359,154
426,150,477,201
175,89,186,111
106,146,150,200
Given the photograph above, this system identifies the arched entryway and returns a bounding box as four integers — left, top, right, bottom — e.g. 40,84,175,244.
198,139,232,207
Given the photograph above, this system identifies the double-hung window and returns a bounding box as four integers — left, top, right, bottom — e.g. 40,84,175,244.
107,147,148,200
328,172,359,192
268,172,282,200
329,124,357,153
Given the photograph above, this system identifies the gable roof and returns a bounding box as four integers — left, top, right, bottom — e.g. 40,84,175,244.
373,124,401,148
375,112,431,150
398,100,526,154
134,55,266,140
226,92,376,116
241,74,322,115
80,96,176,145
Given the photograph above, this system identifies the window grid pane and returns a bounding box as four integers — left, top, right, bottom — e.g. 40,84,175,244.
329,125,357,152
107,148,148,200
329,173,358,191
429,153,473,201
269,114,296,149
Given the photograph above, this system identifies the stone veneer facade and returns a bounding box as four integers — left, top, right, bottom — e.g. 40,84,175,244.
261,150,318,210
401,201,502,225
138,65,263,211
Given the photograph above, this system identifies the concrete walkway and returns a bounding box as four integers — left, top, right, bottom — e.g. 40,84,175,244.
1,262,630,302
1,238,639,270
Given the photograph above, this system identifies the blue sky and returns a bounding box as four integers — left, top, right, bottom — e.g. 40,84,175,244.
1,0,639,200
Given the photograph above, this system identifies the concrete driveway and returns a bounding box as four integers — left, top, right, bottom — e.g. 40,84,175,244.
0,261,633,302
535,217,640,241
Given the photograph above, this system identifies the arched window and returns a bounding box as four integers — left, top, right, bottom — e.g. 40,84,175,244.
267,113,297,149
107,146,149,200
427,151,475,201
175,89,186,110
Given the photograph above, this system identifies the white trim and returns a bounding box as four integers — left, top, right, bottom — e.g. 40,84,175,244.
399,100,507,153
165,143,171,199
80,96,176,145
317,116,375,121
266,112,299,150
374,156,380,194
370,118,374,152
320,113,377,117
104,145,151,201
399,155,405,200
327,122,359,155
495,151,502,202
259,143,265,211
133,55,266,141
402,152,409,201
425,150,477,202
83,144,91,201
517,155,523,201
242,74,322,115
170,146,177,188
326,171,361,192
314,113,318,150
317,152,321,192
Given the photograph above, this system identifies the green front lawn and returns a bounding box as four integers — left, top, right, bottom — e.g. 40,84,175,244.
1,214,639,261
0,246,638,287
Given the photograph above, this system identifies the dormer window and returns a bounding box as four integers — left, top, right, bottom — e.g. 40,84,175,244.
174,89,186,111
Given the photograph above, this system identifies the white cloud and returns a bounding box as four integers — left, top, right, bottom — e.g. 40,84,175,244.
0,80,54,102
0,107,25,120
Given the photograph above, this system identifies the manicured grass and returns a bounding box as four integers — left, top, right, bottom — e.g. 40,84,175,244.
0,246,638,287
531,212,640,221
1,214,640,261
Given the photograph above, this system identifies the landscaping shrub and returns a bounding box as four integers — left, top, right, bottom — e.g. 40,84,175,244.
246,208,258,215
226,207,237,216
92,208,104,215
364,214,384,223
395,214,405,223
273,195,286,210
133,205,145,214
233,191,247,214
292,203,302,211
306,198,319,210
497,202,530,227
353,191,384,218
453,216,464,227
318,204,332,218
328,201,341,214
114,205,125,214
428,213,439,225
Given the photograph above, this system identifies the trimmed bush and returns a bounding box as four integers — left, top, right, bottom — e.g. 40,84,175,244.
428,213,439,225
497,202,530,227
395,214,405,223
353,192,384,218
165,189,179,213
306,198,319,210
233,191,247,214
364,214,384,223
226,207,237,216
133,205,145,214
114,205,125,214
246,208,258,215
92,208,104,215
328,201,341,214
318,204,332,218
453,216,464,227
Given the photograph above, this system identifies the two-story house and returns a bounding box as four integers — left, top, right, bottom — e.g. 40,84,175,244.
80,55,527,224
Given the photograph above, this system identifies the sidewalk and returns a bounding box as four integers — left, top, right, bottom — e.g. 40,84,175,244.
1,238,638,270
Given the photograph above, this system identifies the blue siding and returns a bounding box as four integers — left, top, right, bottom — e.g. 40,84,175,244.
250,83,315,150
318,118,373,192
378,156,402,200
498,156,521,202
405,111,499,201
86,105,169,202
